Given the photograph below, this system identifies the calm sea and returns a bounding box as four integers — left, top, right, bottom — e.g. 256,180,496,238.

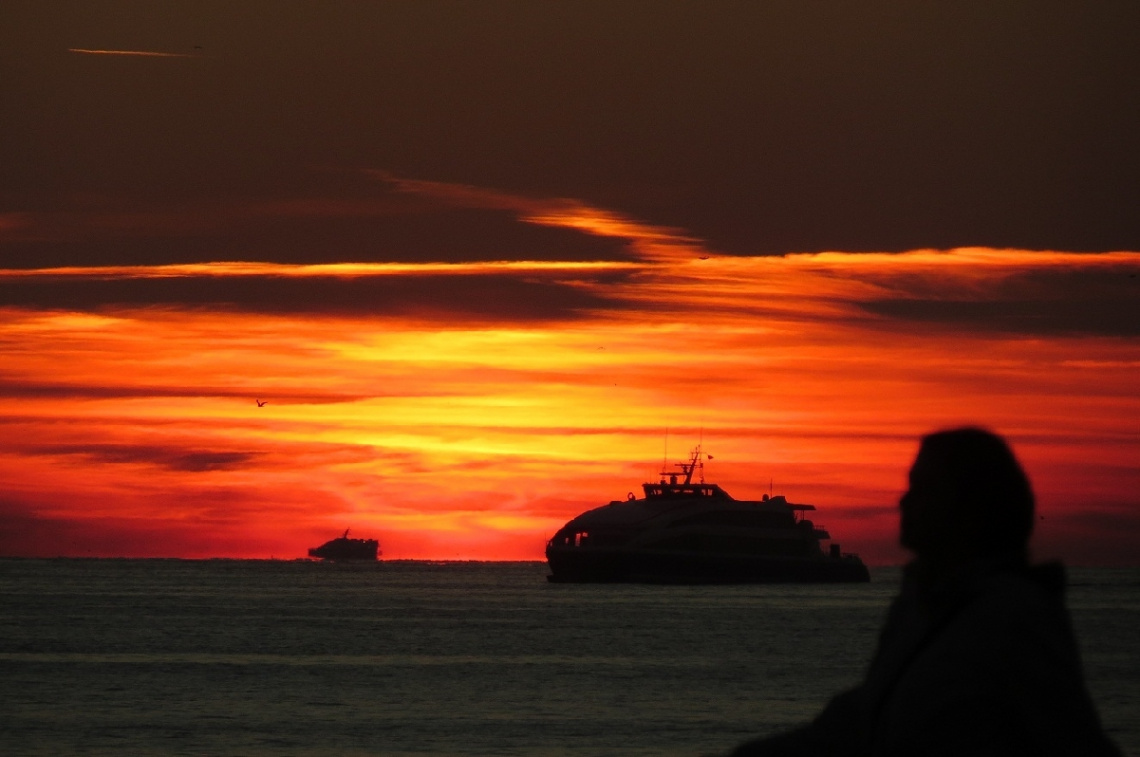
1,559,1136,756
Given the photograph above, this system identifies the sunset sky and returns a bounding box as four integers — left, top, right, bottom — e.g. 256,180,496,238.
2,2,1137,564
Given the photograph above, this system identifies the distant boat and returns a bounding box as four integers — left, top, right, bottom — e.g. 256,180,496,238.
546,445,870,583
308,529,380,561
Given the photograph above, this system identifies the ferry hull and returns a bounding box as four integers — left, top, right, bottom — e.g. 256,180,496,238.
546,547,870,584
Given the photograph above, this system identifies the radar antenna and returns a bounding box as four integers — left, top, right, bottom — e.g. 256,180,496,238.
657,442,710,486
679,444,704,485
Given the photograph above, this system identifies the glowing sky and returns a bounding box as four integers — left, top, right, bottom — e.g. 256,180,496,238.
2,3,1138,563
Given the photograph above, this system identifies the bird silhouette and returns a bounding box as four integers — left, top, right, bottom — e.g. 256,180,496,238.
256,399,267,407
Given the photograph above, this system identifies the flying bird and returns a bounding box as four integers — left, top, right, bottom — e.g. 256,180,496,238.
256,399,267,407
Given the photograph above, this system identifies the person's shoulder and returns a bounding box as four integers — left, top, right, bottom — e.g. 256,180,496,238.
981,562,1067,617
962,562,1086,679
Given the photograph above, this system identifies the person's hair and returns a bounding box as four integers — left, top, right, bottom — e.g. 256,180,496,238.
918,427,1035,557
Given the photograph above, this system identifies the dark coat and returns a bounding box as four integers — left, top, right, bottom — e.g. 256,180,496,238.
729,561,1121,757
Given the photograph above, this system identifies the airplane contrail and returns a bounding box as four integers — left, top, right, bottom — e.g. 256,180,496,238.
68,48,198,58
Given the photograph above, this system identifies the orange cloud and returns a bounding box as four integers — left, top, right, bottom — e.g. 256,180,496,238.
0,260,638,280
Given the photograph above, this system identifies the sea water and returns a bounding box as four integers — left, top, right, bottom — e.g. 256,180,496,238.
0,559,1136,756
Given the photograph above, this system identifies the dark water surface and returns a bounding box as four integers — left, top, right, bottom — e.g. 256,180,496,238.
1,559,1136,756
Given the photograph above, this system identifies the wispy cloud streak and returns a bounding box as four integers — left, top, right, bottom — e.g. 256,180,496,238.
374,173,709,263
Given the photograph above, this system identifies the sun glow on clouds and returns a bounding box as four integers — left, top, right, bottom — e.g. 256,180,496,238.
1,190,1137,564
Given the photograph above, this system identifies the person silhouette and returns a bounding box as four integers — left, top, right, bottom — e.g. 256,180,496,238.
726,427,1121,757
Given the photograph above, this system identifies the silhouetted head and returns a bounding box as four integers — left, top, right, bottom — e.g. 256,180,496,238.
900,428,1034,565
